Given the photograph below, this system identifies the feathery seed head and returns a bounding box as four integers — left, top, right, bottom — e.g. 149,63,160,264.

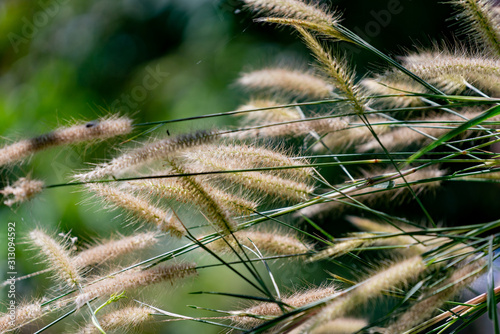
234,284,336,327
191,159,314,202
0,115,132,167
167,157,237,233
305,256,426,332
73,232,159,268
449,0,500,56
313,116,391,153
238,68,334,99
232,99,348,138
1,177,44,206
133,177,258,216
361,77,426,108
237,99,301,125
76,263,197,308
310,317,368,334
74,129,218,181
184,144,315,202
210,229,312,256
397,50,500,95
244,0,340,27
186,143,314,182
87,184,185,237
384,259,486,333
296,27,366,114
77,306,153,334
308,234,375,262
29,229,81,287
0,301,42,333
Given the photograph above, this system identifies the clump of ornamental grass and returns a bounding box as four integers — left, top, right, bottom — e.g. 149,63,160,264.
3,0,500,333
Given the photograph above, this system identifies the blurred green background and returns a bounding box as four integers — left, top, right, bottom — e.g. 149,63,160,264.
0,0,469,333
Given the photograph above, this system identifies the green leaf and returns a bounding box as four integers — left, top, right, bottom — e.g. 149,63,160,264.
487,236,500,334
406,105,500,165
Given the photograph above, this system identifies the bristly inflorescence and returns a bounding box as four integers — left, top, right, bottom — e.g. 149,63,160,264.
74,129,219,181
29,229,82,288
75,263,197,308
238,67,334,99
0,115,132,167
450,0,500,56
1,177,44,206
87,183,186,237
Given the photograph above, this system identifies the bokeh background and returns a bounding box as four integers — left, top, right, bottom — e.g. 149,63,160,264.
0,0,490,333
